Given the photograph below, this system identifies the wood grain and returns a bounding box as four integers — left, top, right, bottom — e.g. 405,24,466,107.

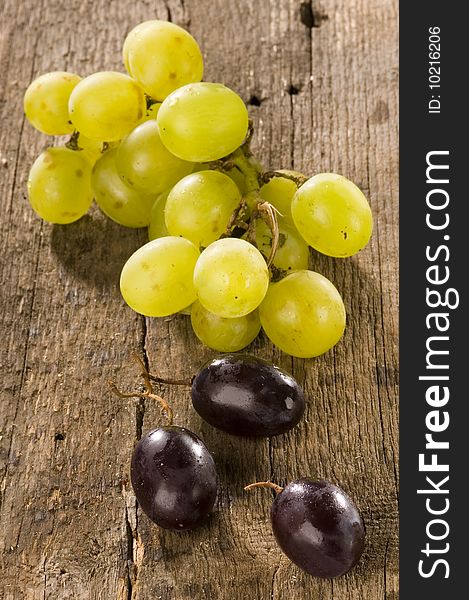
0,0,398,598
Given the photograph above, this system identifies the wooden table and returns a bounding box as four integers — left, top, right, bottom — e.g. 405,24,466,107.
0,1,398,598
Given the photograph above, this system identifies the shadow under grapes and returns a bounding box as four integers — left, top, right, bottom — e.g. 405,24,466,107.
49,207,147,291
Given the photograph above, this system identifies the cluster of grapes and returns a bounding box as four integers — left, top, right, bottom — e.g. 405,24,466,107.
23,19,370,580
24,19,373,359
115,352,365,579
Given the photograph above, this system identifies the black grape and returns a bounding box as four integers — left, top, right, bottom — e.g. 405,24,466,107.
271,478,365,577
191,353,305,436
130,426,217,530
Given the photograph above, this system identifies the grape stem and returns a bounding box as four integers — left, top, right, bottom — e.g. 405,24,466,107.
65,130,81,151
261,170,309,188
244,481,284,495
224,199,249,237
108,353,174,425
246,201,281,268
230,148,261,194
242,119,255,153
145,94,158,109
66,130,109,155
207,125,292,270
148,374,192,387
203,159,236,173
258,202,281,267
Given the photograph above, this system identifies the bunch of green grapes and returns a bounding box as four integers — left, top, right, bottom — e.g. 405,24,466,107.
23,19,373,359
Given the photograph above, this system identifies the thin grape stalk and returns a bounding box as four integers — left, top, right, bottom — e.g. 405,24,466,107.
109,352,174,424
261,169,309,188
206,121,305,271
246,201,282,268
109,353,218,532
65,130,107,154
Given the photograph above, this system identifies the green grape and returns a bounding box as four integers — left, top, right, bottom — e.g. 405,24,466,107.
148,191,170,240
123,20,203,101
157,83,249,162
24,71,81,135
259,270,346,358
253,218,309,272
92,149,156,228
259,170,304,225
193,238,269,318
116,120,193,194
191,300,261,352
291,173,373,258
27,147,93,224
165,171,241,247
120,236,200,317
68,72,146,141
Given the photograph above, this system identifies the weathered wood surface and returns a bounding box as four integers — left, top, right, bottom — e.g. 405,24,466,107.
0,0,399,598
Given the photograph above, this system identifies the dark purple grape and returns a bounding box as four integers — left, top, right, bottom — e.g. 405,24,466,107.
130,426,217,530
271,478,365,578
191,353,305,437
